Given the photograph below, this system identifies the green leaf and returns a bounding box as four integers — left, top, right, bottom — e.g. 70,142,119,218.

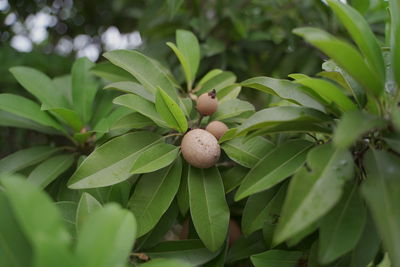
91,61,136,82
1,176,73,267
241,77,325,111
140,258,192,267
145,240,219,266
196,71,236,95
110,112,155,131
128,158,182,237
217,84,241,103
104,81,155,102
218,128,238,143
318,184,366,264
71,57,98,123
0,146,61,175
27,154,74,189
211,99,254,121
333,110,387,148
222,166,248,194
0,94,64,133
176,161,190,215
68,131,162,189
250,250,302,267
113,94,167,127
389,0,400,89
103,50,179,100
197,69,223,87
226,231,267,263
130,143,180,174
55,201,78,238
361,149,400,267
10,66,67,108
177,30,200,84
0,190,33,267
221,136,275,168
237,106,331,134
155,87,188,133
274,144,354,244
167,42,192,89
290,75,357,112
45,107,84,132
293,27,383,96
75,203,136,267
327,0,385,82
188,166,230,251
235,140,313,201
75,193,102,234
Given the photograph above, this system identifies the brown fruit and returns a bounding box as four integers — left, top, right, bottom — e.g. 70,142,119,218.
206,121,229,140
196,90,218,116
181,129,220,168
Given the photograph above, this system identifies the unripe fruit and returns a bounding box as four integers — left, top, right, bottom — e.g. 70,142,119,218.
196,90,218,116
205,121,229,140
181,129,220,168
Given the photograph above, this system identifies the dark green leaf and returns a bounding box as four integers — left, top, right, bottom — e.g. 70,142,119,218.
104,81,155,102
211,99,254,122
110,112,155,131
389,0,400,88
0,111,59,135
226,231,267,263
250,250,302,267
90,62,136,82
222,166,248,194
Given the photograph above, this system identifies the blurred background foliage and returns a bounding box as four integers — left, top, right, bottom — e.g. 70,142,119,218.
0,0,389,156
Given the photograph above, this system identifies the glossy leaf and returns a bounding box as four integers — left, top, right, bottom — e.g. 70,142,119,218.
0,94,64,133
155,87,188,132
176,161,190,215
90,62,136,82
327,0,385,81
293,27,383,96
237,106,331,134
188,166,230,251
274,144,354,244
221,136,275,168
251,250,302,267
10,66,67,108
241,77,325,111
211,99,254,122
361,149,400,267
333,110,386,148
104,81,155,102
27,154,74,189
75,203,137,267
197,69,223,87
110,112,155,131
177,29,200,86
130,142,179,174
196,71,236,95
217,84,241,103
68,131,162,189
128,158,182,237
318,184,366,264
222,166,248,194
235,140,313,200
113,94,167,127
75,193,102,233
0,146,61,175
45,107,83,132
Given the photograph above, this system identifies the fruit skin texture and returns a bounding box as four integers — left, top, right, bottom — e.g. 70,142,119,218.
196,92,218,116
206,121,229,140
181,129,220,168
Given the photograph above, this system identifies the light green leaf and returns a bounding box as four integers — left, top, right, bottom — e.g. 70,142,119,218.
235,140,313,200
211,99,254,122
91,61,136,82
176,161,190,216
128,158,182,237
222,166,248,194
291,75,357,112
274,144,354,244
103,50,179,100
0,94,64,133
110,112,155,131
155,87,188,133
217,84,241,102
221,136,275,168
389,0,400,89
44,107,84,132
75,203,136,267
241,77,325,111
218,128,238,143
0,111,60,135
361,149,400,267
104,81,155,102
1,176,73,267
10,66,67,108
197,69,223,87
130,142,179,174
53,75,72,105
318,184,366,264
327,0,385,82
145,240,218,266
237,106,331,134
27,154,74,189
177,30,200,84
75,193,102,233
55,201,78,238
68,131,162,189
293,27,383,96
196,71,236,95
167,42,192,89
188,166,230,251
333,110,387,148
140,258,192,267
72,57,98,123
113,94,167,127
0,146,61,175
251,250,302,267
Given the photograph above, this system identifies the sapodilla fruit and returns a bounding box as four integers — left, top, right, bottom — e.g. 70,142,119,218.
181,129,220,168
196,89,218,116
206,121,229,140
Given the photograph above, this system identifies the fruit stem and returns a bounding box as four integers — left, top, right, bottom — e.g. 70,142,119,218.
196,114,204,127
